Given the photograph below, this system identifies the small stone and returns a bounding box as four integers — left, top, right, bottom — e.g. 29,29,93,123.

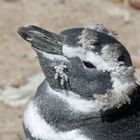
11,77,27,88
130,0,140,10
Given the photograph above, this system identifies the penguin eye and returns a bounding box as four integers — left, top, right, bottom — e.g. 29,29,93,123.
118,55,125,62
83,61,96,69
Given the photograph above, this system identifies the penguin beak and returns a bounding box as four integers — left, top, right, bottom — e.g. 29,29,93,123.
17,25,63,55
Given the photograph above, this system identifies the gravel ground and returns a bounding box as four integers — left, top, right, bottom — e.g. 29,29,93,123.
0,0,140,139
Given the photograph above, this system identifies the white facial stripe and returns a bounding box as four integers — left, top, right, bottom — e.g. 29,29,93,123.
62,44,136,108
63,45,87,60
94,82,136,109
62,44,135,85
87,51,109,72
24,101,90,140
63,44,110,71
63,45,127,71
63,45,112,72
47,84,100,113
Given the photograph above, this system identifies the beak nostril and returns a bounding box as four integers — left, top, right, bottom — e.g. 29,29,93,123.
83,61,96,69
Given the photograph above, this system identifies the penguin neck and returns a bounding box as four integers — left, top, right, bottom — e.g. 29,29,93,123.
33,80,101,131
33,80,140,131
100,84,140,122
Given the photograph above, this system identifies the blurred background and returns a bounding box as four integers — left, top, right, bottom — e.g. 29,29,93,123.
0,0,140,139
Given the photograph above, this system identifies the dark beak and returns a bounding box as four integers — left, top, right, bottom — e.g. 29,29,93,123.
17,25,63,55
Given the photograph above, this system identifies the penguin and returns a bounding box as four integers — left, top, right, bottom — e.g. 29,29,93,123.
17,24,140,140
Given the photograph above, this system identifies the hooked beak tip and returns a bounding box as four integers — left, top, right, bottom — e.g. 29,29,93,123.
17,25,32,42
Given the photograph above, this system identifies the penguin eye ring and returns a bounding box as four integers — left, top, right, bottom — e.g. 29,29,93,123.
83,61,96,69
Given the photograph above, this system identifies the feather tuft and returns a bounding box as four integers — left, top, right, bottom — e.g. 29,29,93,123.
89,23,118,38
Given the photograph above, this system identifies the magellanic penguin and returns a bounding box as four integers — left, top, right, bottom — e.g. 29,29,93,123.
17,24,140,140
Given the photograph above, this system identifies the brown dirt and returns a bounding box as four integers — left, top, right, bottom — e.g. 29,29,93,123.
0,0,140,139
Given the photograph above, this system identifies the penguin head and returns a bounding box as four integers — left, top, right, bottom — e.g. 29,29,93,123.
18,24,136,110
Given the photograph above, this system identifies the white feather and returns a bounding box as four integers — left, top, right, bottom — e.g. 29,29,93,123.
23,101,91,140
47,84,100,113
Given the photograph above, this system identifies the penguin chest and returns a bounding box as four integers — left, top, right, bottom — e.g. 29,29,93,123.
23,101,90,140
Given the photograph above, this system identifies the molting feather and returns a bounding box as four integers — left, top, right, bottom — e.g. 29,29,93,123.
89,23,118,38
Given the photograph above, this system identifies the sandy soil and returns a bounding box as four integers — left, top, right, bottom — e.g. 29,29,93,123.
0,0,140,139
